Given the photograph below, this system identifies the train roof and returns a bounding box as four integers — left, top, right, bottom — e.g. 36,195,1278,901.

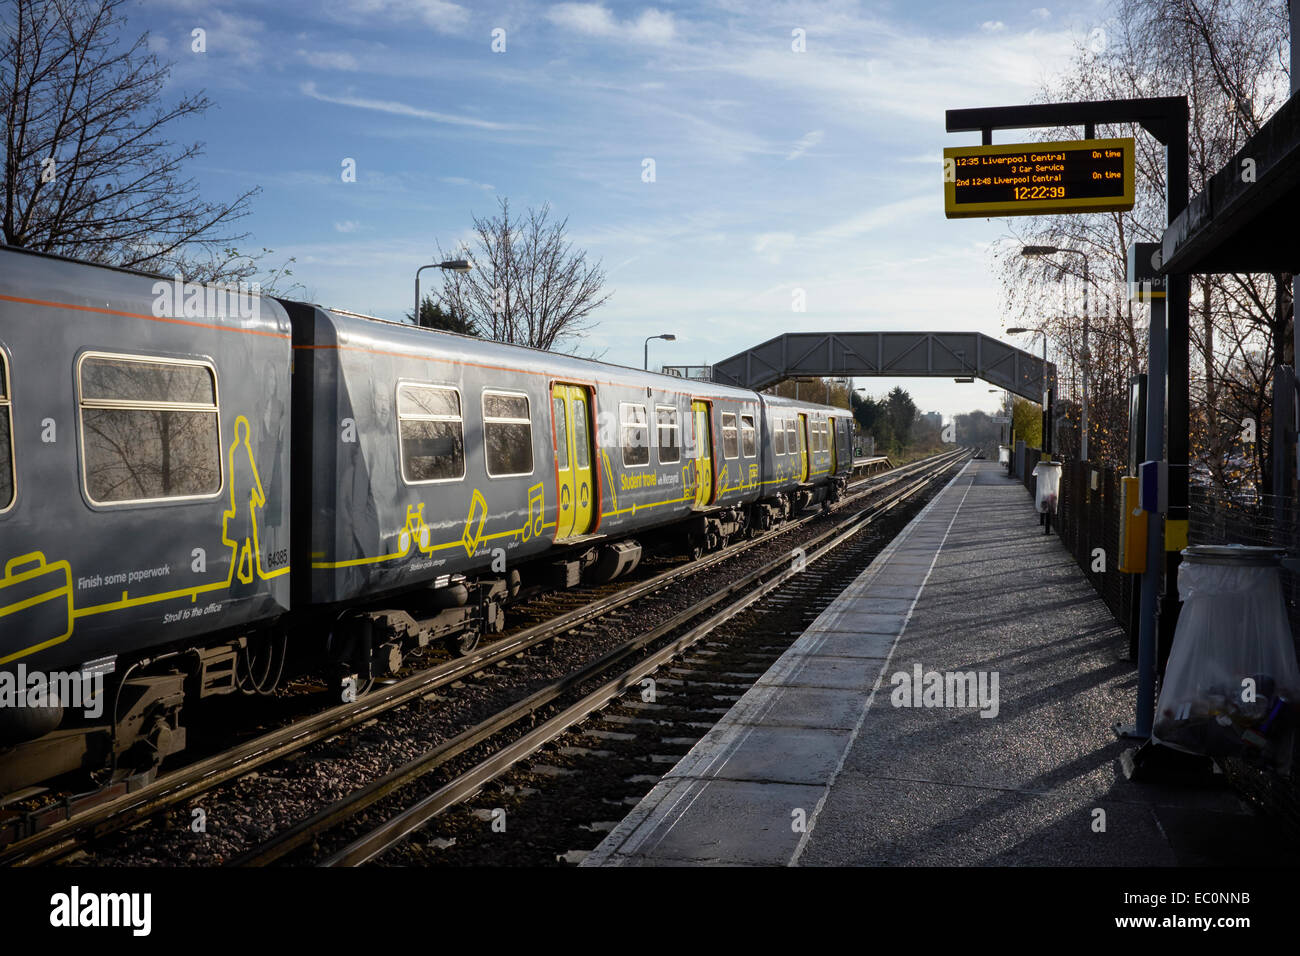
759,392,849,415
305,302,763,402
0,241,179,282
0,245,850,413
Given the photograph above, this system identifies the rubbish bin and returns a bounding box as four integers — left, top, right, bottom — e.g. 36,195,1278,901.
998,444,1010,466
1153,544,1300,772
1031,460,1061,514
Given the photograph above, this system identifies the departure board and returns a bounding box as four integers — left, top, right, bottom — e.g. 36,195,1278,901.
943,137,1135,218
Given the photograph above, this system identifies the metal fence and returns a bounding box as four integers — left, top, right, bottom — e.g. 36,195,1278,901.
1012,448,1300,835
1186,486,1300,836
1015,449,1136,648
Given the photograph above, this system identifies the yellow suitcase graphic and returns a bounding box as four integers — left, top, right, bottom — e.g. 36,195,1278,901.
0,552,74,665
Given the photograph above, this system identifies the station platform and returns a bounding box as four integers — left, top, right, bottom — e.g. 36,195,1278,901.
850,455,892,477
583,460,1295,866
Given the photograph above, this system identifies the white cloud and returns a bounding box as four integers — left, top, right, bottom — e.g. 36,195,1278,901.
786,129,824,161
205,10,267,67
703,22,1077,126
898,152,943,165
547,4,677,45
981,21,1006,32
1031,8,1051,19
327,0,468,32
334,220,362,233
300,82,531,131
441,176,495,191
806,195,934,245
300,49,360,71
753,231,796,263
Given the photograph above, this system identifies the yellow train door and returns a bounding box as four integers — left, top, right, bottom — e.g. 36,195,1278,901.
552,385,575,539
797,413,810,482
692,400,713,507
552,384,595,540
828,417,837,473
567,387,595,536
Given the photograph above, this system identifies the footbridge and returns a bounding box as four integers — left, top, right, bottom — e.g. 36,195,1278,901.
706,332,1055,401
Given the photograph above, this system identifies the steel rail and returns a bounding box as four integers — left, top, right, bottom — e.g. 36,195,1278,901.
2,449,963,866
316,451,968,867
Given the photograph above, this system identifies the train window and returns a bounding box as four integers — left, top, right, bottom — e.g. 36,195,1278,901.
721,412,739,460
398,384,465,483
78,353,221,505
741,414,756,458
553,396,569,469
483,390,533,477
773,417,785,456
0,349,11,512
620,403,649,467
656,405,679,464
785,419,798,454
572,397,590,469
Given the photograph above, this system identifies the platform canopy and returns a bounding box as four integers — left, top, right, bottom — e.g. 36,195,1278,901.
709,331,1055,402
1161,89,1300,274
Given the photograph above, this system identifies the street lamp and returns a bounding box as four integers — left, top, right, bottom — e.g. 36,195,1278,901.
644,333,676,370
1006,326,1051,460
989,388,1011,445
1021,245,1091,461
414,258,472,326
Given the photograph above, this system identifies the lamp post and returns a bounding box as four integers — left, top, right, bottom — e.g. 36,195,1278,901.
644,333,676,371
989,387,1010,445
1006,326,1050,457
1022,245,1091,461
854,387,870,456
414,258,472,326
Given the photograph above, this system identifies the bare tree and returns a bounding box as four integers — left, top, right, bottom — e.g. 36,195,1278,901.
1,0,260,281
768,377,854,408
438,198,611,353
995,0,1290,488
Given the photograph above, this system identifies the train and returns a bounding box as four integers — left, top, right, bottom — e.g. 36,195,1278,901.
0,245,854,793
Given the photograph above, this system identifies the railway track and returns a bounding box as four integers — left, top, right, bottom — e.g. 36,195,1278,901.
248,449,968,866
0,449,965,866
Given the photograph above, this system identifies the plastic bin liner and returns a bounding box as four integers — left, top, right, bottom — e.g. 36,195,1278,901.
1031,461,1061,514
998,444,1010,465
1153,555,1300,773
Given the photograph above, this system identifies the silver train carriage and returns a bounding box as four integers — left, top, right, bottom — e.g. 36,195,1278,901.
0,248,292,786
0,245,853,790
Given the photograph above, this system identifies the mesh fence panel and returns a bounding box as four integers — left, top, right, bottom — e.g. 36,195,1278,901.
1186,486,1300,838
1015,456,1300,836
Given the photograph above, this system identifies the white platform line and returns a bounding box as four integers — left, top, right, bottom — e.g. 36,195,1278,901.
789,462,975,865
583,459,975,866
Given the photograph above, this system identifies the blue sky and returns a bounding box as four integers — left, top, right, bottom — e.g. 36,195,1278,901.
137,0,1109,419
